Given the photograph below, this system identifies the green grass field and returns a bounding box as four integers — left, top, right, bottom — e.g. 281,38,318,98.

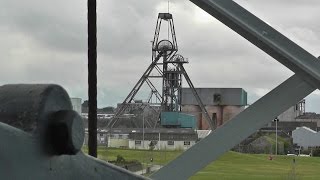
191,152,320,180
82,146,182,165
83,147,320,179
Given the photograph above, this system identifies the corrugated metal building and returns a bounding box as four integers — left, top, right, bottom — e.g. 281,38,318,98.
128,128,197,150
181,88,247,129
292,126,320,149
160,112,196,129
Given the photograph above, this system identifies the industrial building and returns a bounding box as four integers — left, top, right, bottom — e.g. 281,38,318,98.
71,97,82,115
181,88,247,129
295,113,320,131
267,100,320,134
128,128,197,150
84,128,198,151
277,100,305,122
160,112,196,129
84,129,131,148
292,126,320,149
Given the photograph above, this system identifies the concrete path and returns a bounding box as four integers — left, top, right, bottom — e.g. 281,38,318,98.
134,165,162,175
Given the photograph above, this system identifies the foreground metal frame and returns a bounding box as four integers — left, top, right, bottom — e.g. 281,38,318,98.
152,0,320,179
2,1,319,179
0,84,147,179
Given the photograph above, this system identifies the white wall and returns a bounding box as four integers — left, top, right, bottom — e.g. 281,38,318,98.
108,138,129,148
71,98,82,114
292,126,320,148
128,140,195,150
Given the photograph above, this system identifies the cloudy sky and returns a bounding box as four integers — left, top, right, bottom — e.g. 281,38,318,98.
1,0,320,112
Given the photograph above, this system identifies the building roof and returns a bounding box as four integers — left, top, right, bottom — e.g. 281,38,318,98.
295,126,317,133
93,128,196,135
196,130,212,139
129,128,198,141
296,112,320,119
129,128,196,134
181,88,247,106
292,126,320,148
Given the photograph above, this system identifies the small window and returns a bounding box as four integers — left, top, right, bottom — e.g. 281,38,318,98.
213,94,221,103
184,141,190,145
135,140,141,145
167,141,174,146
99,133,104,137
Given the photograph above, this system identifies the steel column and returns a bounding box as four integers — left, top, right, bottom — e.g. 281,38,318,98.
87,0,98,157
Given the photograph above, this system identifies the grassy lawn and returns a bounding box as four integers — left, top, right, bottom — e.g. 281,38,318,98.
82,146,182,165
191,151,320,180
83,147,320,179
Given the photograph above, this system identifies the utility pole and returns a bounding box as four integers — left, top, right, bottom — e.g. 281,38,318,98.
88,0,97,157
274,117,279,155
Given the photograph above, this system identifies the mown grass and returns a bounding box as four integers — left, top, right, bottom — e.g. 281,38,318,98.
83,146,320,179
82,146,182,165
191,152,320,180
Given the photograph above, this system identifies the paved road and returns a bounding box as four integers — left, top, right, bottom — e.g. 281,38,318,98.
134,165,162,175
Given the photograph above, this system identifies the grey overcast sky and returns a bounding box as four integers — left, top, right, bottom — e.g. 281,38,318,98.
1,0,320,112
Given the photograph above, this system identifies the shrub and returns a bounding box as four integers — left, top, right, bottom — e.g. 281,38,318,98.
116,155,125,162
312,147,320,157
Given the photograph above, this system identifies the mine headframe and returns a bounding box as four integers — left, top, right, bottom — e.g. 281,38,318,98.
152,13,182,112
152,13,178,58
108,13,214,129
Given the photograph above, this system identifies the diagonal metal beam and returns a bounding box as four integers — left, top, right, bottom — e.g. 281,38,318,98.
179,64,215,129
107,53,163,128
152,74,315,179
190,0,320,89
152,0,320,179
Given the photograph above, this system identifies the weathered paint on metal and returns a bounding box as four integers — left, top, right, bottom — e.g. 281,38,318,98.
0,84,73,133
0,84,148,179
46,110,85,155
0,121,148,179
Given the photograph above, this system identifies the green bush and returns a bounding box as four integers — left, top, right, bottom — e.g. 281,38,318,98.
116,155,125,162
312,147,320,157
301,149,311,155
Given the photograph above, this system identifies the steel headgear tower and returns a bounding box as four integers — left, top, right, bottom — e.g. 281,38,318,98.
152,13,185,112
108,13,214,129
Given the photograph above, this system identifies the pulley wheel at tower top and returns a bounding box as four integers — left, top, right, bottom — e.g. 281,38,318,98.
156,40,174,54
171,54,185,62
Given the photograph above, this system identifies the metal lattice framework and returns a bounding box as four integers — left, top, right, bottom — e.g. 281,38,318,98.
108,13,214,129
151,0,320,179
